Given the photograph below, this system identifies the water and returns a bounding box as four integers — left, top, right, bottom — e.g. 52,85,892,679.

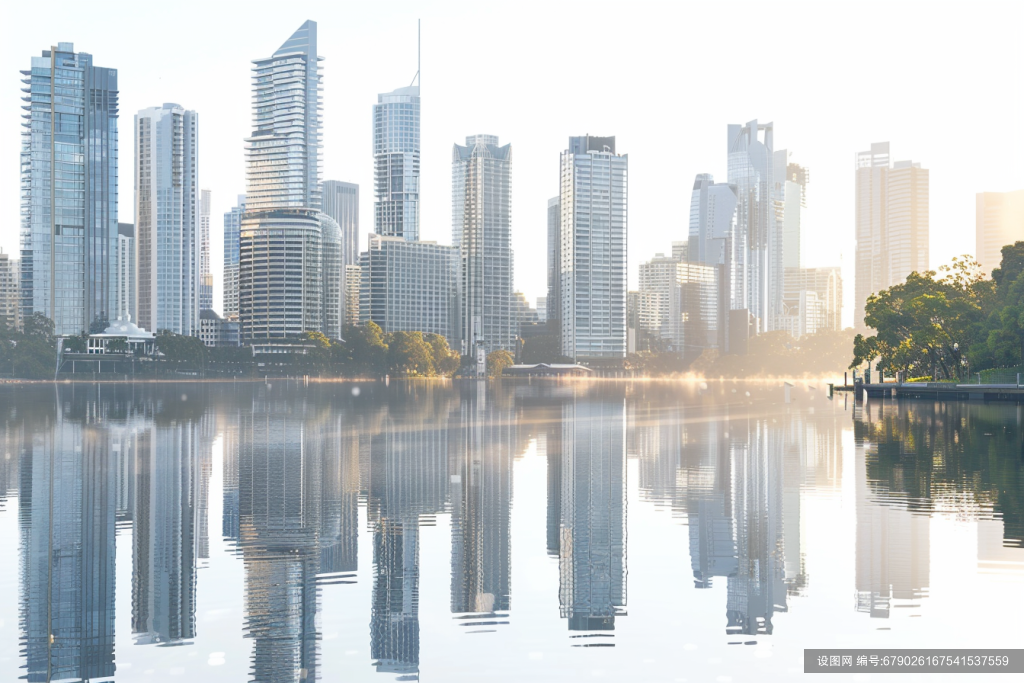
0,380,1021,682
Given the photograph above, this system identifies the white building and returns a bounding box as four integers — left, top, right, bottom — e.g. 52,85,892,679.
638,254,719,355
199,189,213,311
0,251,19,332
559,136,628,360
116,223,135,323
223,196,244,321
135,103,199,335
976,190,1024,275
374,83,420,240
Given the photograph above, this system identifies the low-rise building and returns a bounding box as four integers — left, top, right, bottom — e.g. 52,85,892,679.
198,309,241,348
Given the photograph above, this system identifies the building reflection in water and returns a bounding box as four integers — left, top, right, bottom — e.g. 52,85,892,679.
18,389,117,681
558,390,627,637
450,382,513,629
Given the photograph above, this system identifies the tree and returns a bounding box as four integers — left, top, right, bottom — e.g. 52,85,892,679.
486,349,514,378
424,333,460,377
62,333,88,354
387,331,435,377
106,338,128,355
157,331,208,373
344,322,388,376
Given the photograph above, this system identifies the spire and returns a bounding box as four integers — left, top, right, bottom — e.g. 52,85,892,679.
409,19,420,87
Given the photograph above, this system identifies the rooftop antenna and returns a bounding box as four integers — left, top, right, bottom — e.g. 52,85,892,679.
410,18,420,87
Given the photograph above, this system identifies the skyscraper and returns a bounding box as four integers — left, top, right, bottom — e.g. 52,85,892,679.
199,189,213,311
727,120,779,333
559,136,628,360
240,21,324,340
687,173,737,350
638,254,719,356
320,212,343,340
854,143,929,329
343,264,361,327
976,190,1024,275
546,196,561,336
116,223,135,322
136,103,199,335
452,135,514,355
223,195,244,321
774,150,809,270
0,251,21,332
374,80,420,240
20,43,119,336
321,180,359,267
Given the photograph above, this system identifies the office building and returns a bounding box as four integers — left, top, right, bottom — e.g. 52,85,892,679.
688,173,739,351
360,235,457,344
727,120,779,333
198,309,240,347
854,142,929,329
199,189,213,311
322,180,359,267
374,77,420,240
783,266,842,333
559,136,628,360
223,195,244,321
136,103,199,335
638,254,719,355
536,296,547,322
320,212,343,340
774,150,809,270
20,43,118,336
547,196,561,335
343,264,361,327
240,21,325,340
976,190,1024,274
453,134,514,355
116,223,135,322
0,251,20,332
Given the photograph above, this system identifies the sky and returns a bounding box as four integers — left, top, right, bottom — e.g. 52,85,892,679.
2,0,1023,328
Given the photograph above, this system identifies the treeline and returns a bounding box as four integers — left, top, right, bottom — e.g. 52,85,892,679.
0,314,59,379
852,243,1024,380
685,329,856,378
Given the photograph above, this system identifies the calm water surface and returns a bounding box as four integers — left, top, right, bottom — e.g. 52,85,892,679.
0,380,1021,682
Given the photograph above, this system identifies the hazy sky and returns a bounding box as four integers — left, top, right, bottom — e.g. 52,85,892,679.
2,1,1022,327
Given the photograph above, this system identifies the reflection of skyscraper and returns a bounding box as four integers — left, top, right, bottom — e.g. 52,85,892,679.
685,418,737,589
20,412,116,681
319,414,360,577
450,384,512,617
238,405,322,681
559,394,626,632
132,423,198,645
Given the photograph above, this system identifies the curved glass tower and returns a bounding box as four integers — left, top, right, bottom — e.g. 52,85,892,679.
240,21,324,340
374,85,420,240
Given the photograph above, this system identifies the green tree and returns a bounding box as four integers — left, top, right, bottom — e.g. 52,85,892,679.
344,322,388,376
387,331,435,377
62,333,88,353
486,349,514,378
424,333,460,377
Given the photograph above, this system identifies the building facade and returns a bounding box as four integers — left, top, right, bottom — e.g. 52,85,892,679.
854,142,929,329
198,309,240,347
727,120,779,333
343,265,362,328
199,189,213,311
135,103,199,335
20,43,119,336
360,235,457,344
774,150,809,271
638,254,719,355
559,136,628,360
0,252,20,332
547,197,561,336
321,180,359,267
976,190,1024,275
240,21,325,341
374,84,420,240
783,266,842,333
223,195,245,321
452,135,514,355
320,212,343,340
116,223,135,322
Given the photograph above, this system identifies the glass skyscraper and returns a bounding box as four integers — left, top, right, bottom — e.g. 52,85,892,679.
321,180,359,267
135,103,199,335
240,21,324,340
199,189,213,311
20,42,119,336
559,136,628,360
374,85,420,240
222,195,244,321
452,135,514,356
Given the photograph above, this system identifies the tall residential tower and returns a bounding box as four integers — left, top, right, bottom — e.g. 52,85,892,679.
452,135,514,355
20,43,119,335
373,82,420,240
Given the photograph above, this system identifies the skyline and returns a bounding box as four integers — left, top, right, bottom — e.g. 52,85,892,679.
2,2,1024,329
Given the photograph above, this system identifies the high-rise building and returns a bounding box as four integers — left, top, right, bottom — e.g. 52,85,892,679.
727,120,779,333
320,212,343,340
116,223,135,322
136,103,199,335
0,251,20,332
452,135,514,355
343,264,362,328
546,196,561,335
536,296,548,322
976,190,1024,275
240,21,325,341
223,195,245,321
783,266,842,334
774,150,809,270
854,142,929,329
638,254,719,355
20,43,119,336
360,235,458,344
322,180,359,268
688,173,738,350
374,82,420,240
559,136,628,360
199,189,213,311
